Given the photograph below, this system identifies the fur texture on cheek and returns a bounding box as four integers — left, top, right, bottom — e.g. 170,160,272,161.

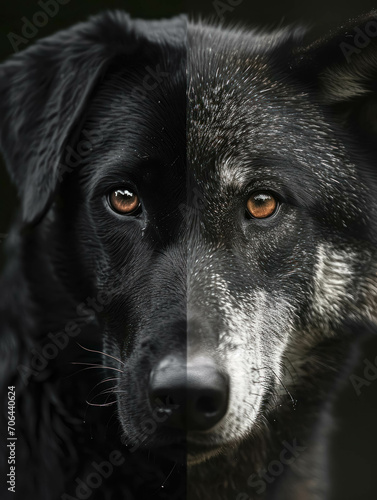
311,243,377,333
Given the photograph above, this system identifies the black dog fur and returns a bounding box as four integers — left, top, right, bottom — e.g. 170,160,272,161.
1,9,377,500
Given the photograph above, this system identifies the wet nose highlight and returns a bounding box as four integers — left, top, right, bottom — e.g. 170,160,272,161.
148,355,229,431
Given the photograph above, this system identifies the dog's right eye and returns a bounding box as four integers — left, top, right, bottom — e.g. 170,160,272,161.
108,188,141,215
246,191,278,219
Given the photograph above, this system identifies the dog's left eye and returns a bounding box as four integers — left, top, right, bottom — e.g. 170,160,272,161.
246,191,278,219
108,188,141,215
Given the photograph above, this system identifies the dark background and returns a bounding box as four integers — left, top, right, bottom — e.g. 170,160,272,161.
1,1,377,499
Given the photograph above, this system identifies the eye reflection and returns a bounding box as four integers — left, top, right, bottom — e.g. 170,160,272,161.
109,189,140,215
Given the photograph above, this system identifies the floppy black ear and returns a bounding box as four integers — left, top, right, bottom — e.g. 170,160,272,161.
292,11,377,139
0,11,184,225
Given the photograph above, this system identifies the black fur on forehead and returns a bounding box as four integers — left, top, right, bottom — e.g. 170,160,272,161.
188,10,377,102
187,21,307,79
0,11,186,225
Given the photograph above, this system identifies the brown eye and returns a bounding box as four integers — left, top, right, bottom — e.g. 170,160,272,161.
246,191,278,219
109,188,140,215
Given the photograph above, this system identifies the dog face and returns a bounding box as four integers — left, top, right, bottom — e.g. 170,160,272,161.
185,23,377,462
1,12,377,468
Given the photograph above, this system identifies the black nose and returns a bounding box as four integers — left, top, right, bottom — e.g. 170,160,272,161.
148,355,229,432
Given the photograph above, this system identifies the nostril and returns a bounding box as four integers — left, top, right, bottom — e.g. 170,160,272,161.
189,368,229,431
196,395,219,416
150,392,182,413
153,395,171,412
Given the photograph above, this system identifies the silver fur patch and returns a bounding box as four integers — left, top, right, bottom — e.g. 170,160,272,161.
312,244,355,327
188,274,295,463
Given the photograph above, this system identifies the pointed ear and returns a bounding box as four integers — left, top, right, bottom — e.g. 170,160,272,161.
292,11,377,139
0,11,155,225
